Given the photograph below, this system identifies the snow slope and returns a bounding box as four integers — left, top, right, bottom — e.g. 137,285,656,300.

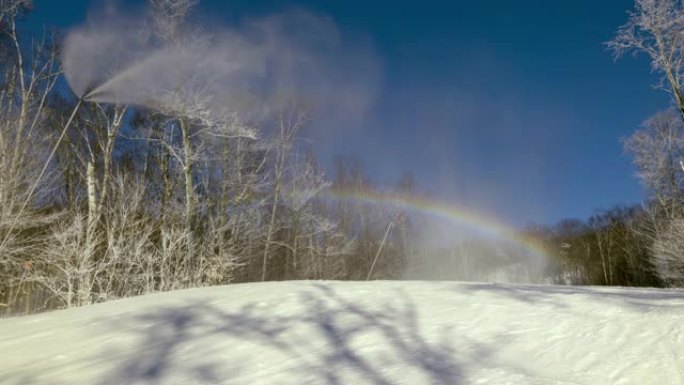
1,281,684,385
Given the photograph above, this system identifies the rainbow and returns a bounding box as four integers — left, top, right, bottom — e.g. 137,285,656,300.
322,186,551,259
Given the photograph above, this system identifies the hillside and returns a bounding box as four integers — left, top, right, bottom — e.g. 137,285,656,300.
1,281,684,384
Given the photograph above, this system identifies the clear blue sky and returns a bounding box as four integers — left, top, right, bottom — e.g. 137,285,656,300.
31,0,670,226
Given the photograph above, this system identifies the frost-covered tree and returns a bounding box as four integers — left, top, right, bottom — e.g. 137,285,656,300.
651,217,684,286
622,109,684,286
0,0,62,313
609,0,684,120
611,1,684,287
624,109,684,218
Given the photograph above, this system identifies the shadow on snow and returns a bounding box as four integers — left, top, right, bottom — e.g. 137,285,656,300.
4,283,470,385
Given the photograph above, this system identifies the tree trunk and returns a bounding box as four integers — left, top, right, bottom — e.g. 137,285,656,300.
80,161,97,306
179,118,195,231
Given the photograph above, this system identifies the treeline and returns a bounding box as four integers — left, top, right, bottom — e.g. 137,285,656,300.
523,206,658,287
529,113,684,288
0,1,415,315
3,0,684,316
526,0,684,289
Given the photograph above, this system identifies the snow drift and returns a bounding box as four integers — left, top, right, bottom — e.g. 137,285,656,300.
1,281,683,384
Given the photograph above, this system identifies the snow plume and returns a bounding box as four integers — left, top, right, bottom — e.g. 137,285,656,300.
61,2,381,127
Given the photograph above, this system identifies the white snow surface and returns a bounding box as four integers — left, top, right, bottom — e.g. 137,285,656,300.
1,280,684,385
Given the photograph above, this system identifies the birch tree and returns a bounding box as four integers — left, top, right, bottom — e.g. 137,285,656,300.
0,0,62,313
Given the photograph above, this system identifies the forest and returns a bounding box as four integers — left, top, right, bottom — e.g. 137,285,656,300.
1,0,684,316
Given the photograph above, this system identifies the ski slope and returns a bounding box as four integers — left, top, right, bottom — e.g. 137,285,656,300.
1,280,684,385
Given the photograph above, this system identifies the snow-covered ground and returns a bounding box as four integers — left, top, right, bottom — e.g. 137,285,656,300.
1,281,684,385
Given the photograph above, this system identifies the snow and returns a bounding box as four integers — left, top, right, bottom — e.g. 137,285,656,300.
1,280,684,385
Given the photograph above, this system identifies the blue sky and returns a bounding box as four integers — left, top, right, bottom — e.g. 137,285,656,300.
31,0,670,226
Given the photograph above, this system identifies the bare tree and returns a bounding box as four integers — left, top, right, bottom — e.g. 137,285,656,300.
651,217,684,286
260,106,305,281
611,1,684,288
0,1,62,314
609,0,684,121
623,109,684,283
624,109,684,218
149,0,198,43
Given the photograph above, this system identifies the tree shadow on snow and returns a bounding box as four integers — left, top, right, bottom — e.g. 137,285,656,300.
91,283,466,385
